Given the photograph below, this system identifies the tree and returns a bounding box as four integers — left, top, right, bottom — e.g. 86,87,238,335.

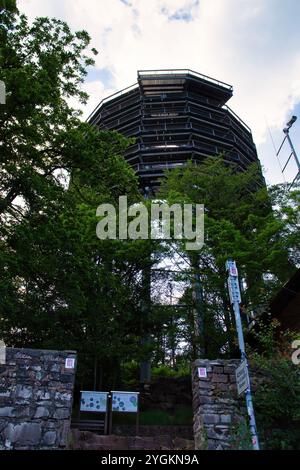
0,5,159,389
0,4,100,222
158,158,298,357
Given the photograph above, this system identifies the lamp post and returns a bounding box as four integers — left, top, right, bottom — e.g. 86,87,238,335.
277,115,300,189
226,260,260,450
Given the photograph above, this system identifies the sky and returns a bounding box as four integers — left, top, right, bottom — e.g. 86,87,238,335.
19,0,300,185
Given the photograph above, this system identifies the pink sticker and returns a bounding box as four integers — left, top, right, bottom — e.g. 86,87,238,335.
65,357,75,369
198,367,207,378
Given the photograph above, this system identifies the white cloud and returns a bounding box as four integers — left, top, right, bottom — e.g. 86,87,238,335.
19,0,300,184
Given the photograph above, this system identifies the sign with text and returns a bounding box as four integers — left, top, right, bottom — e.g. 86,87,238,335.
227,276,241,304
111,391,139,413
80,391,108,413
235,361,249,396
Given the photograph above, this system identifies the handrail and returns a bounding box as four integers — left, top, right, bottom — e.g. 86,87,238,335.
87,71,253,139
223,105,251,134
138,69,233,91
88,70,233,123
87,82,139,123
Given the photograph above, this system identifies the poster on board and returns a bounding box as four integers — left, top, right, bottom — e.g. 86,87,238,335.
111,391,139,413
80,391,108,413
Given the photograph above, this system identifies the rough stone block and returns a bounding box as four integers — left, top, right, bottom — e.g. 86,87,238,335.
213,366,224,374
224,366,237,374
0,407,14,417
216,382,229,392
53,408,69,420
198,381,213,389
42,431,57,446
4,422,42,446
212,374,228,383
199,396,214,405
15,385,33,400
203,414,220,424
220,414,232,424
34,406,50,419
199,389,213,396
36,390,51,400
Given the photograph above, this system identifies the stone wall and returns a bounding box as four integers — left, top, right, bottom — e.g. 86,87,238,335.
192,359,246,450
0,348,76,450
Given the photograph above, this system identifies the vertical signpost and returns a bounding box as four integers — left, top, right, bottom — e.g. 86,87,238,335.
0,340,6,365
226,260,260,451
0,80,5,105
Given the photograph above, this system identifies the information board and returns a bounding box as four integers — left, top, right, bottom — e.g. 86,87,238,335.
111,391,139,413
80,391,108,413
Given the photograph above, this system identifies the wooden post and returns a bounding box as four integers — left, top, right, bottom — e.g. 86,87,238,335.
136,408,139,436
108,393,113,435
104,394,109,435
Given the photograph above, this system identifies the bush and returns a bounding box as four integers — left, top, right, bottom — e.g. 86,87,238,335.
152,364,190,380
250,355,300,449
248,321,300,449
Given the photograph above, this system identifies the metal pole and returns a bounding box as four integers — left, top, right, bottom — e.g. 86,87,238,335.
226,260,260,450
140,187,151,385
194,270,204,355
191,253,204,357
276,117,300,190
284,129,300,172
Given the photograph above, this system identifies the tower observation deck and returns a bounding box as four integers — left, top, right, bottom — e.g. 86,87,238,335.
88,69,259,192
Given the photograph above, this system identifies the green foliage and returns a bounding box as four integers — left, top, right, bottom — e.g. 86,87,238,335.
120,361,190,389
252,355,300,449
248,322,300,450
151,364,190,379
0,7,155,389
158,158,299,358
251,319,282,357
140,406,192,426
0,6,104,223
1,9,299,429
120,361,139,388
230,420,253,450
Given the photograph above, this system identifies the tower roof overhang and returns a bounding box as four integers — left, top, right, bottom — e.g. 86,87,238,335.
137,69,233,106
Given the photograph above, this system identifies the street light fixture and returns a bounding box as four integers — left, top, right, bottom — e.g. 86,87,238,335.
276,115,300,189
285,115,297,131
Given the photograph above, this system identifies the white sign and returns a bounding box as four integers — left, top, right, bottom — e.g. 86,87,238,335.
80,391,108,413
227,277,241,304
111,391,139,413
0,340,6,365
198,367,207,378
235,361,249,396
0,81,5,105
229,265,238,276
65,357,75,369
226,260,238,276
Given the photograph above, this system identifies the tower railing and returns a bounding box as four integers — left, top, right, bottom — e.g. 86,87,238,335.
137,69,233,91
87,82,139,123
